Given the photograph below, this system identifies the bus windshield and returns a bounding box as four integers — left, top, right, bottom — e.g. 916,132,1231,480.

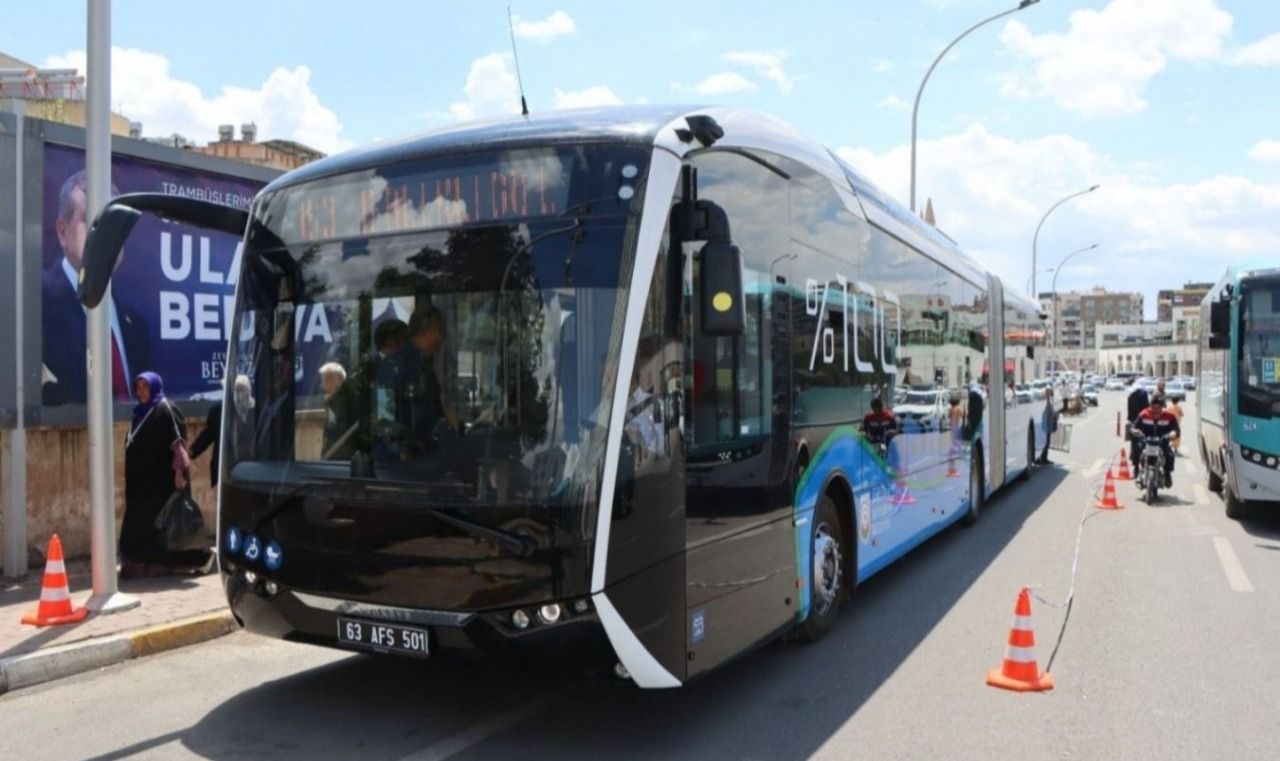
1239,278,1280,418
224,143,651,506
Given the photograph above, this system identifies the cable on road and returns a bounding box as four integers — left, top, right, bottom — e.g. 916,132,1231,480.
1030,449,1122,674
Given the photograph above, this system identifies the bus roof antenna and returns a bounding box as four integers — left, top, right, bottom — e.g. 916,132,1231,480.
507,6,530,116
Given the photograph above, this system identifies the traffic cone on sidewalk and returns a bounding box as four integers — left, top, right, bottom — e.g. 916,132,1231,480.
986,587,1054,692
1096,469,1125,510
1115,450,1134,481
21,534,89,627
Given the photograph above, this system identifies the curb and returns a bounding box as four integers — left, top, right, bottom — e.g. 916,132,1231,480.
0,611,237,696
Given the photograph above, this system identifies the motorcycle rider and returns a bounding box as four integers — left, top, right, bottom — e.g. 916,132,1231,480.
1130,393,1179,488
861,396,899,455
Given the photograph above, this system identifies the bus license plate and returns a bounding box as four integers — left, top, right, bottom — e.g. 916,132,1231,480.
336,617,430,658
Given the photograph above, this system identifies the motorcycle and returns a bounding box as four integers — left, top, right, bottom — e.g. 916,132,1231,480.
1135,434,1172,504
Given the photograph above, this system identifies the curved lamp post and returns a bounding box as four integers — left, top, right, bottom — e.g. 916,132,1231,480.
1050,243,1099,372
1032,183,1099,298
910,0,1041,213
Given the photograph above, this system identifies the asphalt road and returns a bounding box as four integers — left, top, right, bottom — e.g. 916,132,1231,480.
5,392,1280,761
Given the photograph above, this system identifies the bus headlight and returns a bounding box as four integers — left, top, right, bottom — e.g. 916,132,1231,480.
511,609,531,630
537,604,563,625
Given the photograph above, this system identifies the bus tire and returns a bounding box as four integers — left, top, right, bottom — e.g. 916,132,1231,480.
799,495,844,643
1204,441,1223,493
961,447,984,526
1225,483,1250,520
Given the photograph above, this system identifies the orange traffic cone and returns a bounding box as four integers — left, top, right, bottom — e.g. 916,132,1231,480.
1096,469,1125,510
1115,451,1133,481
21,535,89,627
986,587,1054,692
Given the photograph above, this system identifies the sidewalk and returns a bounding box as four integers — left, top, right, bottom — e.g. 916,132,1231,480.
0,559,235,694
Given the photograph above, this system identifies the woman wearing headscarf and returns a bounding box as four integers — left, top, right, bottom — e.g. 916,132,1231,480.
120,372,210,577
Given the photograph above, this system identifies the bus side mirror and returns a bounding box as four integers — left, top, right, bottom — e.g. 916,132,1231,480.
1208,300,1230,349
699,241,744,336
78,202,143,308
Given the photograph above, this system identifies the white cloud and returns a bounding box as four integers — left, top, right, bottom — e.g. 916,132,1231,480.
871,58,895,74
998,0,1233,118
1250,139,1280,163
512,10,576,43
449,53,520,121
722,50,796,93
694,71,757,96
836,124,1280,313
1231,31,1280,65
878,94,909,110
45,47,351,153
552,85,624,109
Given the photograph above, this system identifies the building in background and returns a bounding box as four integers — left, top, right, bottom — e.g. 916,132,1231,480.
1038,286,1144,372
0,52,132,134
3,52,324,173
1157,281,1213,342
189,123,325,171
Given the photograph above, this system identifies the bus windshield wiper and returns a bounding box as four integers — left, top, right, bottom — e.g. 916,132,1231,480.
420,509,536,557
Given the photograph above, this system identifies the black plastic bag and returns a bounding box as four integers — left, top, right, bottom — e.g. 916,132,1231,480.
153,488,206,552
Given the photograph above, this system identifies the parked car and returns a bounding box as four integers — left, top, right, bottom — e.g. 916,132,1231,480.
896,389,950,432
1014,383,1034,404
1165,381,1187,403
1179,375,1197,390
1105,377,1127,391
1082,383,1101,406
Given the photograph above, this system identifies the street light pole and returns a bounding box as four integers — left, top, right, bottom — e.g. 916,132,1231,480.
85,0,138,614
1031,183,1099,299
1050,243,1099,375
910,0,1040,213
1025,268,1053,295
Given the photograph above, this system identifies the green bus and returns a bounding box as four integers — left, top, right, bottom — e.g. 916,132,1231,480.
1199,263,1280,518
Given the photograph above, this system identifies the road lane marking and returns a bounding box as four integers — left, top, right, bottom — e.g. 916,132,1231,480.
1194,484,1211,506
1184,458,1199,476
1083,458,1107,480
1213,537,1255,593
399,690,566,761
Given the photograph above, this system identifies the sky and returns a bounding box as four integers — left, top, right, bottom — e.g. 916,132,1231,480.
5,0,1279,319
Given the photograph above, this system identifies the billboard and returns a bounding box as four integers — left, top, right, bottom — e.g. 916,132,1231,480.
40,143,267,406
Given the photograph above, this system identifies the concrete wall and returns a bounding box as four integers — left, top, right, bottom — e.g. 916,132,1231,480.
0,411,329,566
5,419,218,565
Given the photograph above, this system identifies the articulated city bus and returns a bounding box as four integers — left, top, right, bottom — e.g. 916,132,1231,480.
82,106,1047,687
1199,264,1280,519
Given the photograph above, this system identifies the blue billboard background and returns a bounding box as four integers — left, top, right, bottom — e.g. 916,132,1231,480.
41,143,267,406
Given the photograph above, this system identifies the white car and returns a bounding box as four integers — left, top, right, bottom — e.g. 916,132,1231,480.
1105,377,1127,391
895,389,950,433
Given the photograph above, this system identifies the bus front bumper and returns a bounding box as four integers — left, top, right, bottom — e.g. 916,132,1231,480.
221,566,615,670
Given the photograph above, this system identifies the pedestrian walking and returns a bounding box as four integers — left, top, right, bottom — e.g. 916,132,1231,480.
1168,396,1185,454
1037,387,1056,464
120,372,211,578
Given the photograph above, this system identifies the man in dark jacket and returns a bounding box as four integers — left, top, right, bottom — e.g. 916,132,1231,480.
190,402,222,488
1127,383,1151,468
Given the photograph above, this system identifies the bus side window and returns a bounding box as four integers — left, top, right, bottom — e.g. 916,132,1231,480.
685,152,787,449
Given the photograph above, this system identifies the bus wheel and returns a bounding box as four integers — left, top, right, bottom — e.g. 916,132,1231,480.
799,495,844,643
1225,483,1250,520
961,448,984,526
1204,441,1223,493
